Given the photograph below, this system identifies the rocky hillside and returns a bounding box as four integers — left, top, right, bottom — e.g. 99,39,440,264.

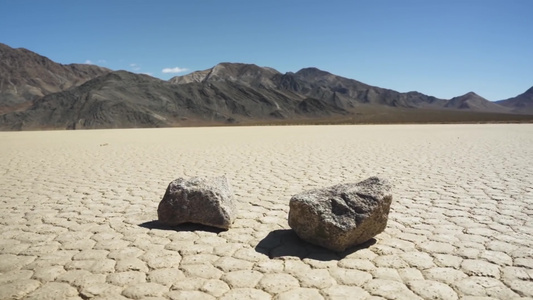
0,43,109,113
0,44,531,130
1,69,352,130
170,64,446,110
445,92,511,113
496,87,533,114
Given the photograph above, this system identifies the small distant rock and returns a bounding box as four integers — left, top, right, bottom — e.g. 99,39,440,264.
288,177,393,252
157,176,237,230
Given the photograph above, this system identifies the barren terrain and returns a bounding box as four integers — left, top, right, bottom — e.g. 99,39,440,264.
1,125,532,299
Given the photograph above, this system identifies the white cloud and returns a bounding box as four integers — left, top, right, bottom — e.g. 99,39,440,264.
130,63,141,71
162,67,188,74
85,59,106,65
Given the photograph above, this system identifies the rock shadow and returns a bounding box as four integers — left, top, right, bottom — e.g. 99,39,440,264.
255,229,376,261
138,220,225,234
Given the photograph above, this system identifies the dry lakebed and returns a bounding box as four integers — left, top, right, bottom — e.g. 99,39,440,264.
1,124,532,299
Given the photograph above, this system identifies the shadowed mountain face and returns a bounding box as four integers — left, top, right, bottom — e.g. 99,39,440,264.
0,44,531,130
274,68,449,109
496,87,533,113
0,43,110,113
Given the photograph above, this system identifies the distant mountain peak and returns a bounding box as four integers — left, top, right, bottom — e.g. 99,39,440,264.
214,62,259,68
170,62,280,88
209,62,278,77
464,91,479,97
445,91,509,113
295,67,331,77
450,91,486,102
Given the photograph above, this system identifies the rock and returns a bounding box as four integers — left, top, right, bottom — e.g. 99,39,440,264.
157,176,237,230
288,177,392,252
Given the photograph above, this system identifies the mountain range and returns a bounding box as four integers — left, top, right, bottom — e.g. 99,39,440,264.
0,43,531,130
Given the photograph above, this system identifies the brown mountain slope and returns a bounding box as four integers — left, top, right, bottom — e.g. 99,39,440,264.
445,92,510,113
171,64,447,110
0,43,110,111
3,66,531,130
276,68,447,109
170,62,280,88
0,70,352,130
1,45,532,130
496,87,533,113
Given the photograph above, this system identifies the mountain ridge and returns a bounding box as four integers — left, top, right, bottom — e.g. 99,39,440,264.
0,43,532,130
496,87,533,113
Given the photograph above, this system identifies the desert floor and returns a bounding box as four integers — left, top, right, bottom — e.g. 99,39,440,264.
1,124,532,300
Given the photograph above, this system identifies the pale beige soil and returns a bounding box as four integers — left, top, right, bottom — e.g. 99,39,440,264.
1,124,532,299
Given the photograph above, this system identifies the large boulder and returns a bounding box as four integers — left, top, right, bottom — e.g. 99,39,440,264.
288,177,392,252
157,176,237,230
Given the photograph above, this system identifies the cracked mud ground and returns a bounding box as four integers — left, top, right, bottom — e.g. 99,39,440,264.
1,124,532,300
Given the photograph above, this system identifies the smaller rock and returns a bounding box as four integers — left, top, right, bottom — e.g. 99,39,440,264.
289,177,392,252
158,176,237,230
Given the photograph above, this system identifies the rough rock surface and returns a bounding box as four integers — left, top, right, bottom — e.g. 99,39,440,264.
288,176,392,251
157,176,236,229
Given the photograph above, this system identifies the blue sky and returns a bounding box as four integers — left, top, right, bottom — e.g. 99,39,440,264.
1,0,532,101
